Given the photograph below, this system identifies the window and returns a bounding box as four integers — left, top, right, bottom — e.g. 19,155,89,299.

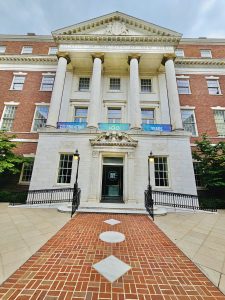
141,108,155,124
193,162,203,187
48,47,58,55
175,49,184,57
40,75,55,91
21,46,33,54
154,157,169,187
57,154,73,184
11,75,25,90
181,109,197,136
207,80,221,95
109,78,120,91
108,108,121,123
32,105,49,131
0,46,6,53
74,107,88,123
79,78,90,91
213,110,225,136
1,105,17,131
177,79,191,94
200,50,212,58
141,79,152,92
20,161,34,183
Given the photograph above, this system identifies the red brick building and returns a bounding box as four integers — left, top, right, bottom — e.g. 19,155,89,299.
0,13,224,195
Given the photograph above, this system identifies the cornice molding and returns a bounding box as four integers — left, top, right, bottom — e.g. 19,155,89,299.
0,55,58,65
90,132,138,147
53,34,181,46
175,58,225,67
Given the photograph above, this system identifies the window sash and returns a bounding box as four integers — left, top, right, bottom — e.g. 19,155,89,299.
201,50,212,58
175,49,184,57
181,109,197,136
21,46,33,54
74,107,88,122
40,76,55,91
154,157,169,187
141,109,155,124
207,80,220,95
79,78,90,91
109,78,120,91
0,46,6,53
57,154,73,184
193,162,203,187
214,110,225,136
107,108,122,123
12,76,25,90
1,105,17,131
141,79,152,92
20,161,34,182
33,106,49,131
177,79,190,94
48,47,57,55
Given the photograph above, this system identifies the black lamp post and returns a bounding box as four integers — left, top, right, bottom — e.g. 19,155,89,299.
73,149,80,194
147,151,154,196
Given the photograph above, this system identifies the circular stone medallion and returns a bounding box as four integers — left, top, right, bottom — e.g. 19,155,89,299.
99,231,125,243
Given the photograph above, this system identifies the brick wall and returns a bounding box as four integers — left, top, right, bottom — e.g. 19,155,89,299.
178,44,225,58
1,41,56,55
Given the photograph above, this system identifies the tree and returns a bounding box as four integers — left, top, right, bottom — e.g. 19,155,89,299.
0,131,25,175
192,134,225,190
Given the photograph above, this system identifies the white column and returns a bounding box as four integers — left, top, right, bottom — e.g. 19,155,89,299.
87,55,103,128
46,54,70,128
158,74,170,124
164,55,183,130
129,56,142,129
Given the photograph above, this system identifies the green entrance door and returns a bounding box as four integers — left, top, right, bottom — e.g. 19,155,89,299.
101,165,123,203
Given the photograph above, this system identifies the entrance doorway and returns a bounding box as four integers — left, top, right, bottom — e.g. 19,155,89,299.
101,157,123,203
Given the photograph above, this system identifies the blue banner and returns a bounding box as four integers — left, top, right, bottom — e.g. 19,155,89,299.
98,123,130,131
57,122,87,130
142,124,172,132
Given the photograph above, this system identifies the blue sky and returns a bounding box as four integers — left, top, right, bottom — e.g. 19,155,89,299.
0,0,224,38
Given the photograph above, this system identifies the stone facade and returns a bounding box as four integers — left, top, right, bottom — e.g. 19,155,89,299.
1,12,225,203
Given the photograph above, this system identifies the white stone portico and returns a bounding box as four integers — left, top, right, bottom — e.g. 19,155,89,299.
30,12,197,206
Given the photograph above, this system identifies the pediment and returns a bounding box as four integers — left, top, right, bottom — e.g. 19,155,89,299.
90,132,138,147
52,12,181,38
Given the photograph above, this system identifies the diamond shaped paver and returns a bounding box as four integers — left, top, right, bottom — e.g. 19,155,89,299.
93,255,131,283
104,219,121,225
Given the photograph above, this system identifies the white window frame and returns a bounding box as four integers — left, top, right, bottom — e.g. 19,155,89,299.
140,78,152,93
31,104,49,132
109,78,121,92
21,46,33,54
0,46,6,54
207,79,221,95
175,49,184,57
78,77,90,91
73,106,88,123
213,109,225,137
200,49,212,58
10,75,26,91
141,108,155,124
0,103,19,131
40,74,55,91
19,159,34,185
107,107,122,123
48,47,58,55
181,108,198,136
56,153,74,184
154,156,170,188
177,79,191,94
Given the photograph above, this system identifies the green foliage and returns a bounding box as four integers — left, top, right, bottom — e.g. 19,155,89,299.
193,134,225,189
0,131,25,175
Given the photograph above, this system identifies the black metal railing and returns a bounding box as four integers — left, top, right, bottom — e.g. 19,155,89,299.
145,189,154,221
71,188,81,217
152,190,217,212
9,188,74,206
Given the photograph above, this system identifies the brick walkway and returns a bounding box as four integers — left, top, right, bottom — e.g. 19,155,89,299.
0,213,224,300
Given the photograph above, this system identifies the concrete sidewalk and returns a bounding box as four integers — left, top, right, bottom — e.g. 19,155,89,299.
0,212,224,299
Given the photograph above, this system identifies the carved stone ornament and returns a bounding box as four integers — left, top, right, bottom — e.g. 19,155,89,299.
105,21,129,35
90,132,138,147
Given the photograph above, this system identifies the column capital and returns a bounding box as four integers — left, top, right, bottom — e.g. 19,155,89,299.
57,52,71,64
92,53,104,63
128,54,141,64
161,53,176,66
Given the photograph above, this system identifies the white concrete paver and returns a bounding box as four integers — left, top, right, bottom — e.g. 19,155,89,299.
155,210,225,295
0,203,70,284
